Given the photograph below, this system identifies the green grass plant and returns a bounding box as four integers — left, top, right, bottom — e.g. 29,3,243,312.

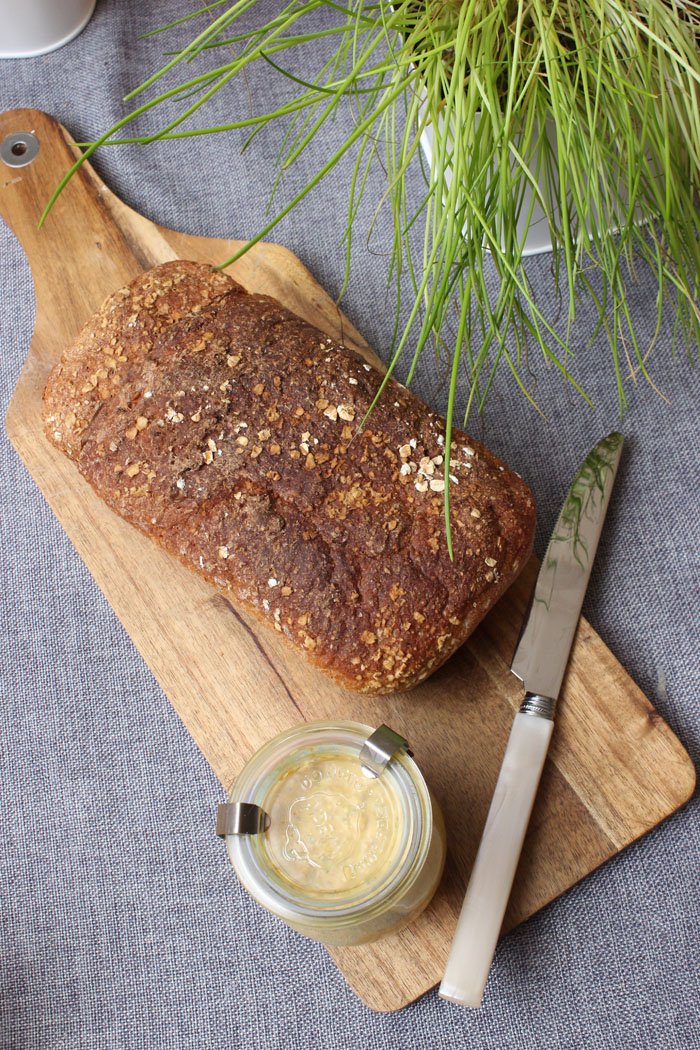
42,0,700,551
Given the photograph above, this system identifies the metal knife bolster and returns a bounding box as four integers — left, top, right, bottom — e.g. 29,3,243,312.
519,693,557,719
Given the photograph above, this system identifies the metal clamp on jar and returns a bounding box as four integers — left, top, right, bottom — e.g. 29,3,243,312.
217,721,446,946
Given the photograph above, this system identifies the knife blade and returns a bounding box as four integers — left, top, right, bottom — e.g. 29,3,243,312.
439,432,624,1009
511,430,625,701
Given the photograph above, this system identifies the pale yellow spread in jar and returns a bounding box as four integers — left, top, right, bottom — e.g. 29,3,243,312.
261,750,403,896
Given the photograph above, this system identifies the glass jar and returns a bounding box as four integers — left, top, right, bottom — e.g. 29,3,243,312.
218,721,446,946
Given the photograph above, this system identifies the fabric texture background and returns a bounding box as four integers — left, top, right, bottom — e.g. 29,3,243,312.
0,2,698,1047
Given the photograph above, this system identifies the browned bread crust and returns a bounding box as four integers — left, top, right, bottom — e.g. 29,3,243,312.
43,260,535,694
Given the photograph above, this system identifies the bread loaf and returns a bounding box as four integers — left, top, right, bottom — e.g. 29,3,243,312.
43,261,535,694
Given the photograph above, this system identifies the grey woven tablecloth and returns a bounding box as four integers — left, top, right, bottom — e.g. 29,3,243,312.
1,3,698,1047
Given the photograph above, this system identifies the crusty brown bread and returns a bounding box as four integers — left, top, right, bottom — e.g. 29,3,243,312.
43,260,535,694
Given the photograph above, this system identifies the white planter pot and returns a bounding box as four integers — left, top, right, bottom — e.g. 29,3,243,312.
0,0,96,58
418,112,559,257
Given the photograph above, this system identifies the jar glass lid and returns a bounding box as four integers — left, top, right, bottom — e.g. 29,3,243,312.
224,721,432,923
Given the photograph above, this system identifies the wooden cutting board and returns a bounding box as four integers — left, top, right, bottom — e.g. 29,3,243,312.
2,109,695,1012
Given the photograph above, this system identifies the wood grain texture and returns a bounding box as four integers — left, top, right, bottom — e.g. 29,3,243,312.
2,109,695,1012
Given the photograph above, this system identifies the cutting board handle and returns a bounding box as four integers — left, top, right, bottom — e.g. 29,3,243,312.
0,108,154,355
0,108,367,371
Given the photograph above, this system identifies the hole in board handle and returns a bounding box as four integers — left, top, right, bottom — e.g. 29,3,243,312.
1,131,40,168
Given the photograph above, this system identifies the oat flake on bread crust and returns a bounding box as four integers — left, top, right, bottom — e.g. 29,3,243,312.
43,260,535,694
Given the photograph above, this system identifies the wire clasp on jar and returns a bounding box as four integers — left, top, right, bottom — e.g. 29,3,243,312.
359,724,413,779
216,801,270,837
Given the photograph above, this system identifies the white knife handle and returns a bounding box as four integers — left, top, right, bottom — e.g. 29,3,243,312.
439,709,554,1008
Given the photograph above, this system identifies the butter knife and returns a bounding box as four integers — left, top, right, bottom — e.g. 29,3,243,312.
439,431,624,1008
